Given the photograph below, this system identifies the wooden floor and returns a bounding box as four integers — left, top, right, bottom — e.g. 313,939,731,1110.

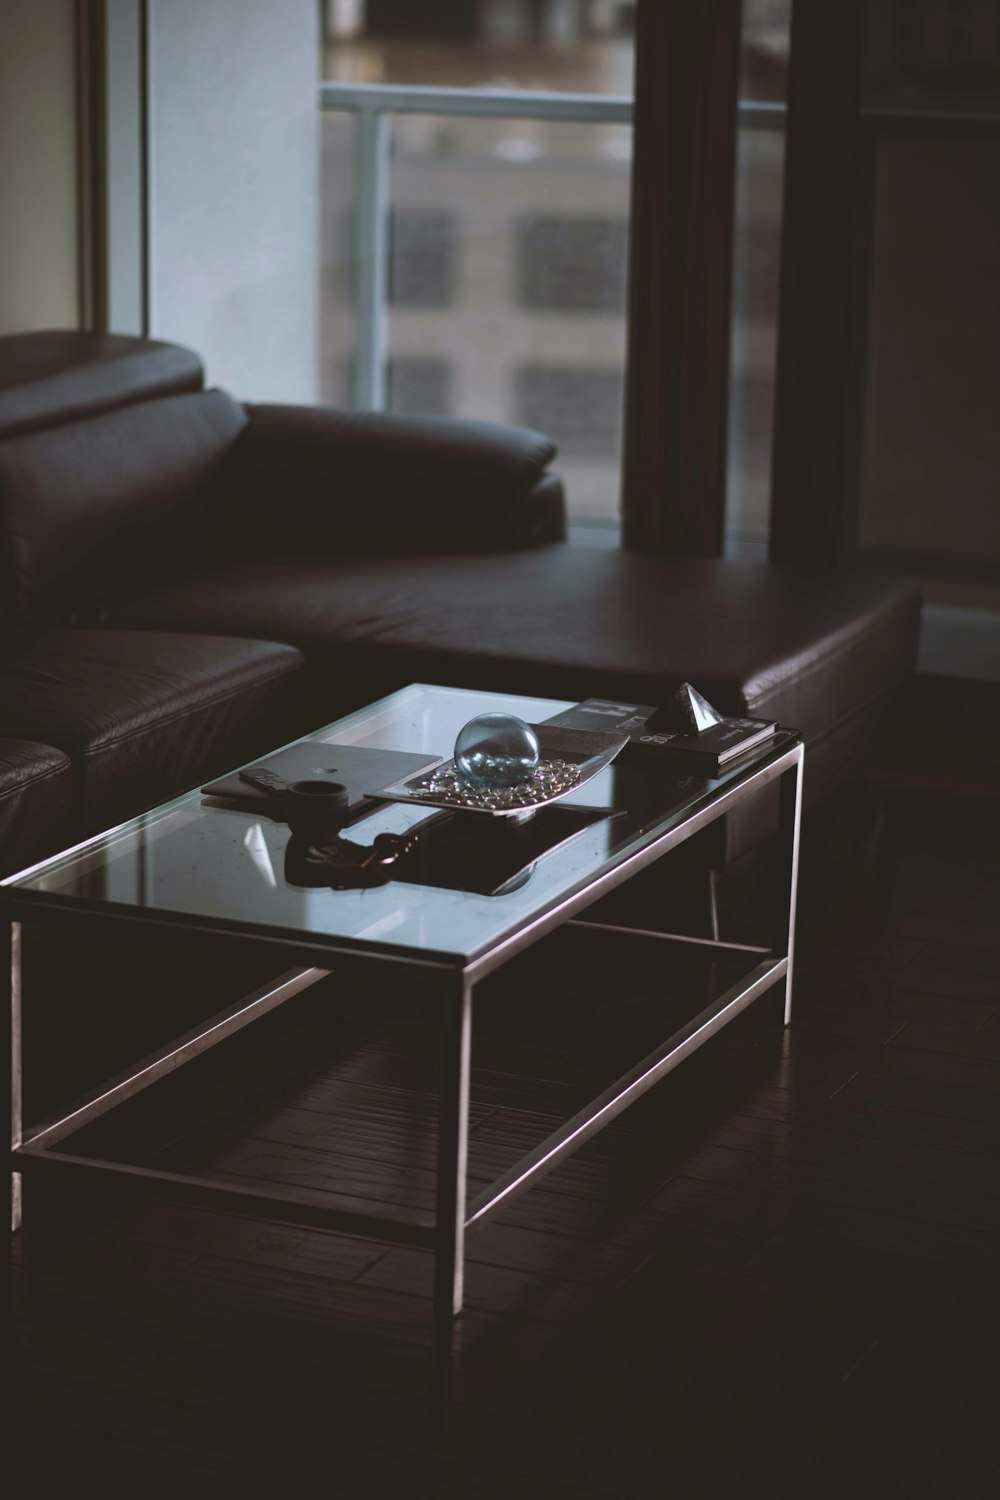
10,781,1000,1499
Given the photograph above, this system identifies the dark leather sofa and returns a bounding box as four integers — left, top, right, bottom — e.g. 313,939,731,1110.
0,330,921,880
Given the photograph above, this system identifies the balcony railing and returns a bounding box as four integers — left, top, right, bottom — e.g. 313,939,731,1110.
320,81,785,410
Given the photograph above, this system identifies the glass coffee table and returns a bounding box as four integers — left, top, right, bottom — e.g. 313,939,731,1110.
6,683,802,1346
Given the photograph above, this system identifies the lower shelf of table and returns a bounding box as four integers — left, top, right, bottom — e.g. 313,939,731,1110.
14,922,787,1247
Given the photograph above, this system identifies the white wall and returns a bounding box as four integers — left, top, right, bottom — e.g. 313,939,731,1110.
147,0,320,402
0,0,79,333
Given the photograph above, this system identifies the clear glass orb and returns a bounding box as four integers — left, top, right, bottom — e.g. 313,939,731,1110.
454,712,540,789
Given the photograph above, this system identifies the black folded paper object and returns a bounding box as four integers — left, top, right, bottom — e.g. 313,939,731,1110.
646,681,726,733
544,686,777,773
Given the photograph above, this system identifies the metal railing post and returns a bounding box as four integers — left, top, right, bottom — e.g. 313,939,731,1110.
352,101,390,410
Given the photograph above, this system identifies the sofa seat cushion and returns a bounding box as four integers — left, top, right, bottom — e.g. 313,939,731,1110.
0,738,73,878
227,404,562,555
94,548,921,805
0,630,306,834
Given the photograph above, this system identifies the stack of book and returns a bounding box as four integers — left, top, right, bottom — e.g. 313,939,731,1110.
544,694,777,774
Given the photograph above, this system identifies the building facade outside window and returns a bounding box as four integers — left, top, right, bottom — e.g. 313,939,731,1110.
322,1,792,547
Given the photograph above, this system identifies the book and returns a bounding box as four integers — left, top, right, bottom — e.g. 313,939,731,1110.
202,742,441,816
542,698,778,773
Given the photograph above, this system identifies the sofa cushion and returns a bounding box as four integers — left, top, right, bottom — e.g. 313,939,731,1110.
0,331,203,440
93,549,921,806
225,404,561,555
0,390,246,626
0,738,73,878
0,630,306,834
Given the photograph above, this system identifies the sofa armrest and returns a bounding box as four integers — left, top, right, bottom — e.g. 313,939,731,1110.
225,404,565,555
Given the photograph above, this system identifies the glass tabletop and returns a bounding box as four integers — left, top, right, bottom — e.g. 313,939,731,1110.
3,684,798,966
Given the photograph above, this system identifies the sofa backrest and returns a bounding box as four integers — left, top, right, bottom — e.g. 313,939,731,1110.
0,330,204,439
0,388,247,626
0,332,246,626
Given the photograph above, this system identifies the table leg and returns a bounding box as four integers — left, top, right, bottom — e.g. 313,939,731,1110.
776,746,804,1025
7,919,22,1234
433,972,472,1352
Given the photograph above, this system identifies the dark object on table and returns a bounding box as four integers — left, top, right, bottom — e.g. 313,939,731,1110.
544,693,778,774
632,716,779,772
646,681,724,733
230,764,351,837
221,761,353,838
392,805,613,896
283,780,350,838
284,827,421,889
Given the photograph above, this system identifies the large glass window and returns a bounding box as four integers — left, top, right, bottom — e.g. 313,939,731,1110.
322,2,793,547
320,0,634,533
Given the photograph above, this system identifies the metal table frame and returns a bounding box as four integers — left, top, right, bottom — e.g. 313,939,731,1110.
7,739,802,1350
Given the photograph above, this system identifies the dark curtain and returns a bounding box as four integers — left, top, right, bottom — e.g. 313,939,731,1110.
769,0,866,567
621,0,743,557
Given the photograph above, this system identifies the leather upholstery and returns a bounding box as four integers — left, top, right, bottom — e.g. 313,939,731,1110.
95,549,921,808
0,738,73,877
0,390,246,626
226,403,562,554
0,630,306,834
521,472,567,544
0,331,203,440
0,328,922,877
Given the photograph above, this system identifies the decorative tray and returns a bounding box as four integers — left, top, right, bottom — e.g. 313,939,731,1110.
366,724,629,819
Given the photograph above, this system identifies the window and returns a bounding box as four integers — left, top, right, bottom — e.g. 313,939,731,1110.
320,0,635,534
515,215,628,313
387,355,453,416
389,209,457,307
513,365,623,464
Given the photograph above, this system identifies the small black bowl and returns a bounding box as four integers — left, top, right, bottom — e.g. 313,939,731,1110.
283,779,350,839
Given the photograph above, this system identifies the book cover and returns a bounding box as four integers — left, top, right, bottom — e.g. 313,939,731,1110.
543,698,777,772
